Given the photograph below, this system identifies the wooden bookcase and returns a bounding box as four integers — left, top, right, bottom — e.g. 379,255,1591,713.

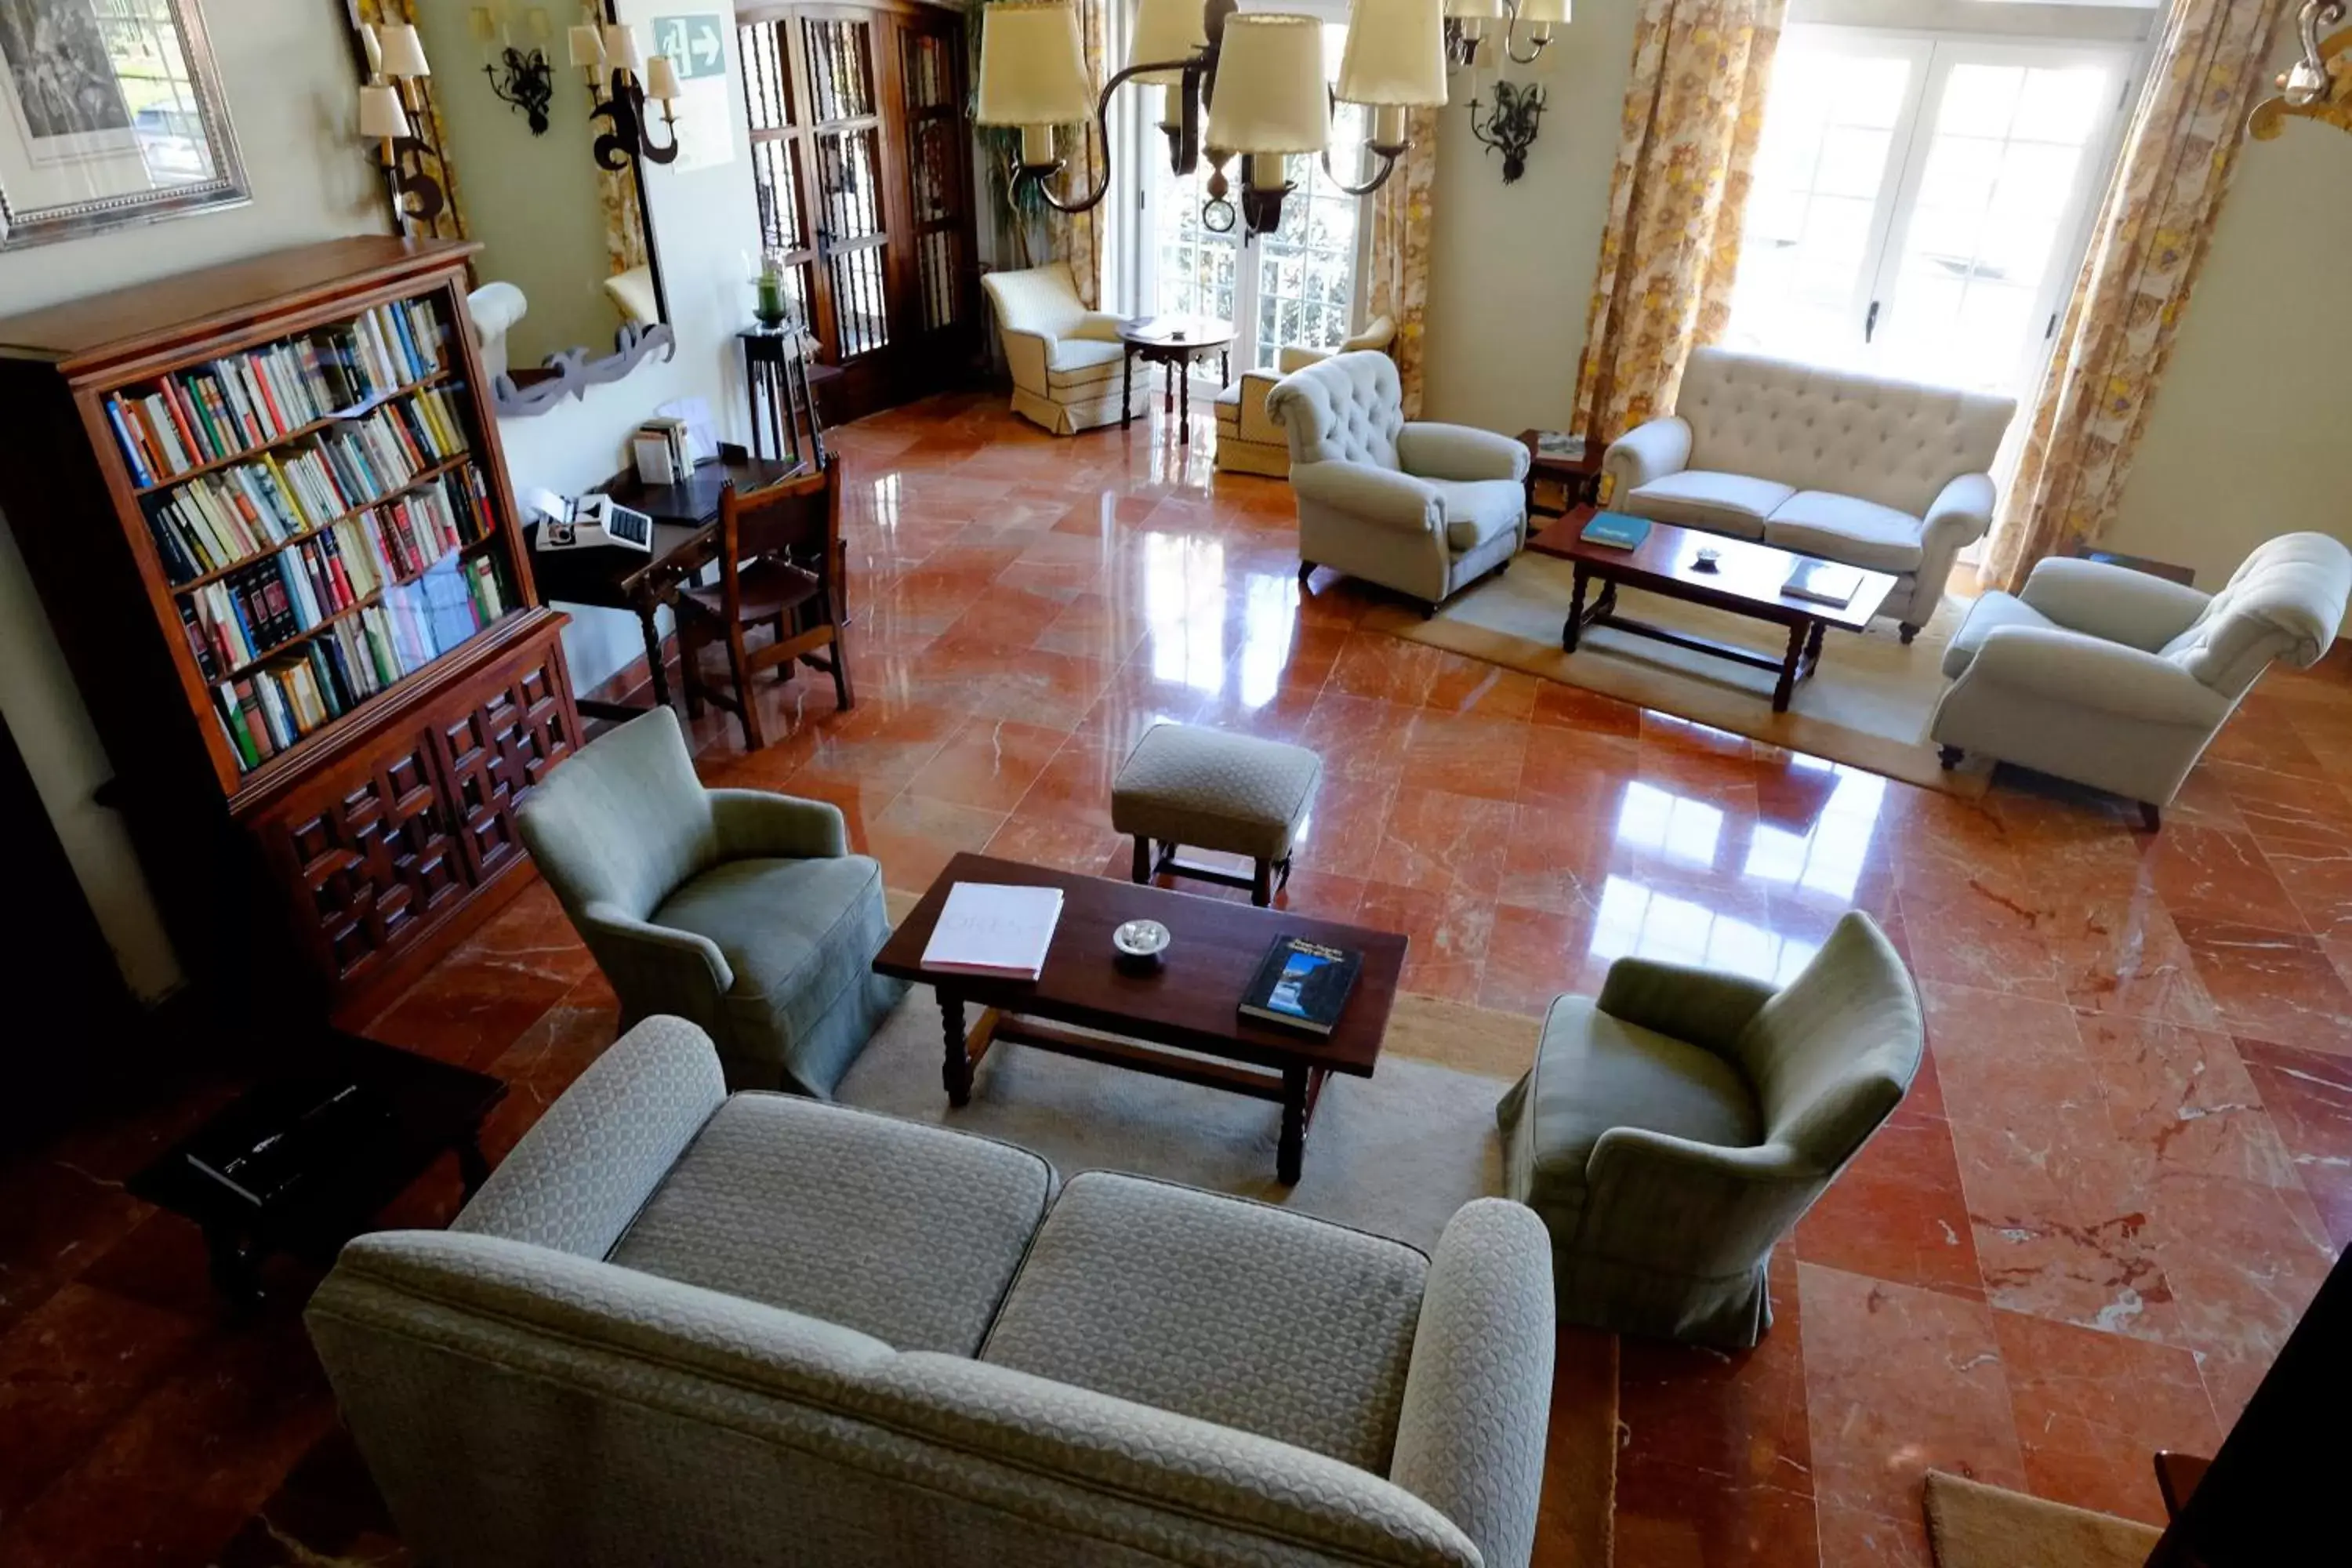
0,237,581,1021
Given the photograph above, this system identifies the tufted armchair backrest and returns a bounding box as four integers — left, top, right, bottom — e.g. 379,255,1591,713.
1675,347,2016,517
979,263,1087,343
2159,532,2352,699
1265,351,1406,470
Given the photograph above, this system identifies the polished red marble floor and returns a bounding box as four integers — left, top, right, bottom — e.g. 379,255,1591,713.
5,394,2350,1566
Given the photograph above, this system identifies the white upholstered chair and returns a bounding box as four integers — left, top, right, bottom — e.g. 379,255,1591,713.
1215,316,1397,478
1266,352,1530,612
979,263,1126,436
1602,347,2016,641
604,266,659,327
1932,534,2352,826
466,281,528,382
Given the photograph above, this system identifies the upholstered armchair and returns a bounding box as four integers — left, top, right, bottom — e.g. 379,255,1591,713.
979,263,1127,436
466,281,526,383
1215,316,1397,477
1267,352,1530,612
1933,534,2352,826
515,707,904,1096
1602,347,2016,640
1497,912,1922,1348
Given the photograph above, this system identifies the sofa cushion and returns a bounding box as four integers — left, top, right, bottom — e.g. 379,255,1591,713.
1046,337,1124,390
1621,470,1793,539
654,854,887,1052
1429,477,1524,552
1506,996,1762,1243
1765,490,1926,575
609,1093,1054,1354
980,1173,1428,1474
1940,590,2053,681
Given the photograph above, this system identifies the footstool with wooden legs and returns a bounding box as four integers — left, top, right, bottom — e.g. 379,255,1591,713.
1110,722,1323,907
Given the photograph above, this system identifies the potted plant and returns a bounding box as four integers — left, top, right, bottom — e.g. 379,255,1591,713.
752,255,791,330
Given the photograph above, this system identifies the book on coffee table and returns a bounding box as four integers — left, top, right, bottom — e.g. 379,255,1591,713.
1783,558,1865,607
920,882,1064,979
1239,935,1363,1036
1579,510,1651,549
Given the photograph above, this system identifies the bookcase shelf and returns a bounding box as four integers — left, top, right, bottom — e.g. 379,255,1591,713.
0,238,582,1019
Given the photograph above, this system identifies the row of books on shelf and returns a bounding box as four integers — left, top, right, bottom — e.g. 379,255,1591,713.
212,554,510,771
103,299,451,487
178,471,488,678
143,396,477,584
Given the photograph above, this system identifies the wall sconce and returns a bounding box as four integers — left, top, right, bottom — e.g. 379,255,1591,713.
472,4,557,134
570,19,681,169
358,23,447,229
1467,77,1546,183
1443,0,1505,70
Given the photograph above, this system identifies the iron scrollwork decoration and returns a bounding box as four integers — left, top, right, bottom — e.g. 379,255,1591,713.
1468,78,1546,184
591,67,679,169
491,322,678,416
485,45,557,134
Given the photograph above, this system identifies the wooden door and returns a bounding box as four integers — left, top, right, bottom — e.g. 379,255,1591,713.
896,13,979,373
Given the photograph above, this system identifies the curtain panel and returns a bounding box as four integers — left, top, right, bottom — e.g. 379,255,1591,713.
1366,107,1439,417
1045,0,1110,307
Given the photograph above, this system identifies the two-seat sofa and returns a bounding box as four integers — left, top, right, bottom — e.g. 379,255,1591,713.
1602,347,2017,640
307,1016,1558,1568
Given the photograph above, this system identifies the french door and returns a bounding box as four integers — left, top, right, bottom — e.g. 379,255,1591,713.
738,1,978,421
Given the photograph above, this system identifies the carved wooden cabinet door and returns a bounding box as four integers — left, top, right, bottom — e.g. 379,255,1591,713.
432,642,581,884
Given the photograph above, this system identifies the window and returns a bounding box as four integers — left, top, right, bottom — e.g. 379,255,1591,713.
1126,12,1370,372
1727,27,2135,401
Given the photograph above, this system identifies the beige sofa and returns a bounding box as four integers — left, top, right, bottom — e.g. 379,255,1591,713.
1602,347,2016,641
307,1015,1559,1568
1215,316,1397,477
980,263,1127,435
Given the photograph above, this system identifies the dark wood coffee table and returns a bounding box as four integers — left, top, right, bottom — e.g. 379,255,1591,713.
1528,506,1900,712
873,853,1407,1183
1119,314,1234,443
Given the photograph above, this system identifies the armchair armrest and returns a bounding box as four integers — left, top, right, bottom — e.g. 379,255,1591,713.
1390,1200,1555,1568
2019,556,2211,652
1595,958,1778,1055
1073,310,1125,343
1276,344,1332,373
1921,474,1997,554
578,899,735,1012
1601,416,1693,500
1961,625,2229,728
1397,421,1531,484
1290,459,1443,535
1581,1128,1820,1279
449,1014,726,1256
709,787,848,860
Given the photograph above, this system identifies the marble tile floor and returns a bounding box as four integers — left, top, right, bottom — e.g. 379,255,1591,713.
5,394,2351,1566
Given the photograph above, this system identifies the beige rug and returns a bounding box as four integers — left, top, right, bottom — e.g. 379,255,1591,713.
1923,1472,2161,1568
1371,553,1988,796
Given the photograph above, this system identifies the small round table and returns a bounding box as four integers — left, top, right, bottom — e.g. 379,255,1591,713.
1119,314,1234,444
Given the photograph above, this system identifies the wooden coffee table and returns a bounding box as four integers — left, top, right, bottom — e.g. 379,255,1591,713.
1119,314,1233,444
873,853,1407,1183
1528,507,1900,712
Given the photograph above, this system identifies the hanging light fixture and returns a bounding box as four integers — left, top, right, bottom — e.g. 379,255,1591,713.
973,0,1447,239
1442,0,1506,70
2280,1,2347,107
1502,0,1569,66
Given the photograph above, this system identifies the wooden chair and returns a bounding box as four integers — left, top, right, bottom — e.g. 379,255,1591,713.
676,459,853,751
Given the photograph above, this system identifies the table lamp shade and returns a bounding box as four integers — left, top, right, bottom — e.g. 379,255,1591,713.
376,22,430,78
645,55,684,103
568,24,604,67
1205,13,1329,153
1338,0,1445,107
601,22,644,74
358,83,412,141
1127,0,1208,85
975,1,1096,125
1515,0,1571,21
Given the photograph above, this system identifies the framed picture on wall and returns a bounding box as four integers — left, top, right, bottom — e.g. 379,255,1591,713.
0,0,247,251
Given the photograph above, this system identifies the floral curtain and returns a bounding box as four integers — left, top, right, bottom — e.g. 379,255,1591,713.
1366,107,1439,418
1570,0,1784,452
1984,0,2291,590
1046,0,1109,307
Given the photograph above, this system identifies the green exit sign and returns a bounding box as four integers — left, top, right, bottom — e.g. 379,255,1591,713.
653,14,728,79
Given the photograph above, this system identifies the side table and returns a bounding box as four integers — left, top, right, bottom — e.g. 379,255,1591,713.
1120,314,1235,444
739,325,829,469
1518,430,1605,517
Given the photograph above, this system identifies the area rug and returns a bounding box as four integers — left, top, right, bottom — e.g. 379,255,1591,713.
836,983,1617,1566
1923,1472,2161,1568
1370,552,1987,796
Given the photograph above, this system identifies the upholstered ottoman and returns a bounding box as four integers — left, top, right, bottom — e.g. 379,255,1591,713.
1111,721,1321,906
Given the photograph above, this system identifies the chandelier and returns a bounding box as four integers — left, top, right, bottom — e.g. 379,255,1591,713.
975,0,1456,238
1443,0,1568,69
2279,0,2347,107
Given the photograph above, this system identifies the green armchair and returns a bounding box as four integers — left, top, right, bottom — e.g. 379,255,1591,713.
516,707,905,1096
1496,912,1922,1348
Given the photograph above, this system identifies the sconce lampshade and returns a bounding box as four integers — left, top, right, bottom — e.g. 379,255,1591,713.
376,22,430,78
975,1,1095,126
567,23,604,67
1338,0,1446,107
358,83,412,141
1515,0,1571,22
1442,0,1508,15
1205,13,1329,154
1127,0,1208,86
601,22,645,74
645,54,684,103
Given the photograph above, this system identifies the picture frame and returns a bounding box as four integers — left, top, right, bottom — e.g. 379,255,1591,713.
0,0,248,252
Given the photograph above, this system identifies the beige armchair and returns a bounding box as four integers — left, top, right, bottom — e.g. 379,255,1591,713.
1215,316,1396,477
979,263,1126,436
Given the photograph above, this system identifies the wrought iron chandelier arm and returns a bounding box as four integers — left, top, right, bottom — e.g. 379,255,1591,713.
1317,141,1403,198
1503,28,1548,67
1022,56,1203,216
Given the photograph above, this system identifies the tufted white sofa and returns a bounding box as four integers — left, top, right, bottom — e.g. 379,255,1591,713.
1602,348,2016,641
1932,533,2352,825
1216,316,1398,478
307,1014,1560,1568
980,263,1127,436
1268,351,1531,612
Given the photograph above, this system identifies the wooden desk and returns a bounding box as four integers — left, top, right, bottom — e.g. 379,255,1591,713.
528,453,802,720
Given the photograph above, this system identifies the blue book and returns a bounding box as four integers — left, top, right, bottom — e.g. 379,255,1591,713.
1579,510,1651,549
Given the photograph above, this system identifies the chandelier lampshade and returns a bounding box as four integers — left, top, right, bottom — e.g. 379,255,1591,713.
1127,0,1210,85
1514,0,1570,44
975,1,1096,124
376,23,430,79
1338,0,1446,107
601,23,644,74
1206,13,1330,154
568,24,604,67
358,83,412,141
645,55,684,103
